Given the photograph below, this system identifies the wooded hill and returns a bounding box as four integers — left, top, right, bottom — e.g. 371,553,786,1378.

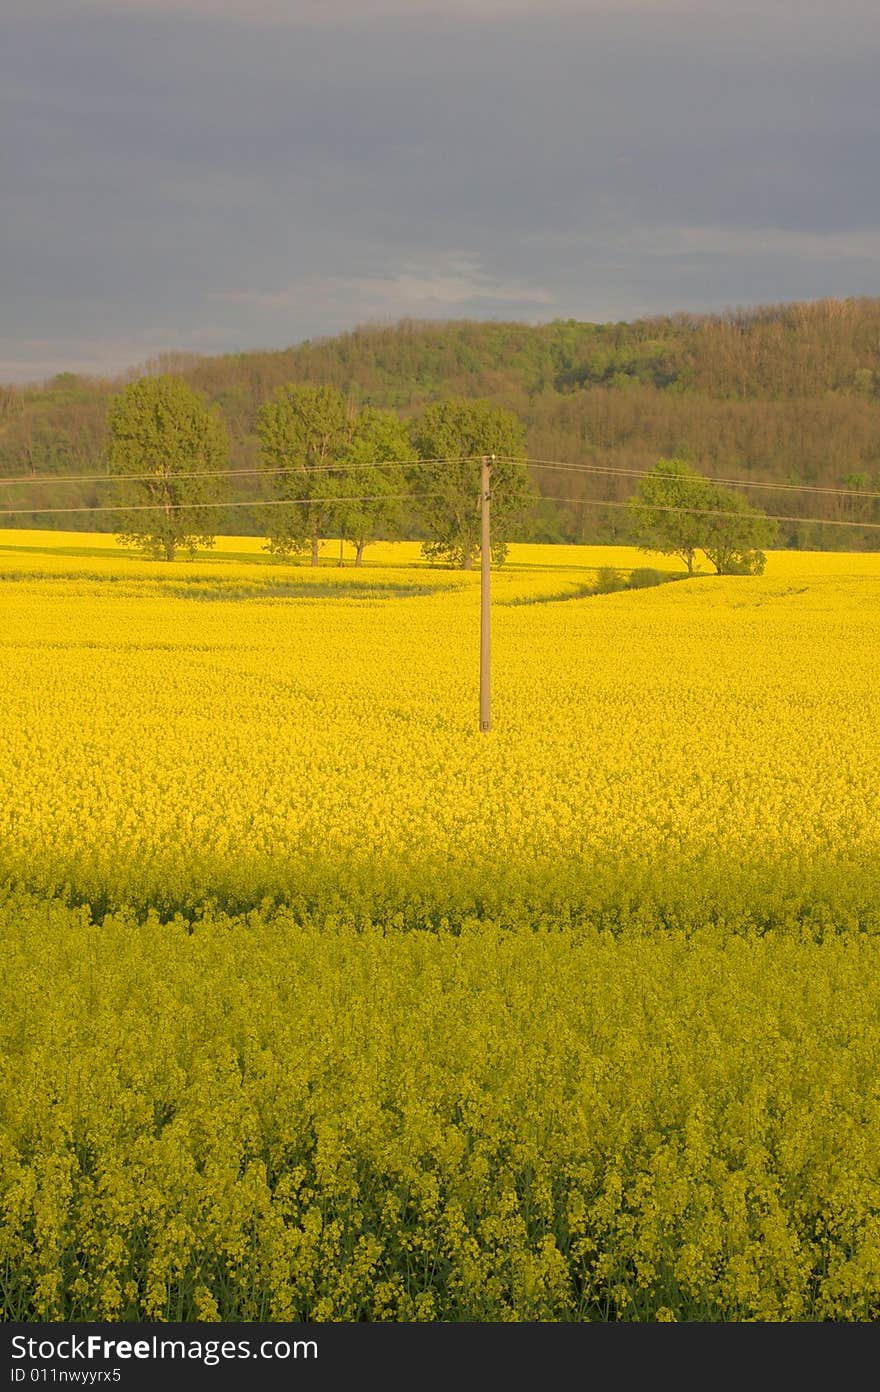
2,297,879,548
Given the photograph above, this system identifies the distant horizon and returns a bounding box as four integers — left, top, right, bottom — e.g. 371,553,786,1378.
5,291,879,390
5,1,878,385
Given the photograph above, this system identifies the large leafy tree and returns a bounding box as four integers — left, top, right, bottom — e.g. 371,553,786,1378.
409,399,531,568
107,375,228,560
701,483,778,574
256,385,349,566
336,407,413,566
628,457,777,574
627,457,713,575
256,387,413,565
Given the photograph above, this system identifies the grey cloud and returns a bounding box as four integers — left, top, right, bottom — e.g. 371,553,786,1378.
645,226,880,263
212,256,556,328
2,1,878,380
3,1,765,20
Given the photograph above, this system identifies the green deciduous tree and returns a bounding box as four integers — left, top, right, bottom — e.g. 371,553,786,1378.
336,407,413,566
627,457,712,575
409,398,531,568
107,375,228,560
701,484,778,574
628,457,777,575
256,385,350,566
256,387,413,566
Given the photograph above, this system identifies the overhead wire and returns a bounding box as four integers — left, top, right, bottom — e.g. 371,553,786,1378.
1,453,878,529
0,456,483,489
0,493,447,519
536,496,880,531
3,453,880,501
3,490,880,530
509,457,880,502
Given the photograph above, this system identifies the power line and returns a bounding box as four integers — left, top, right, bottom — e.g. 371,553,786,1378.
4,489,880,530
0,456,481,489
5,452,880,504
514,456,880,502
538,495,880,531
0,493,444,519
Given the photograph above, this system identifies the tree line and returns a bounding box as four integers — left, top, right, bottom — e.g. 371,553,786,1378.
109,375,532,567
2,300,879,547
108,374,775,575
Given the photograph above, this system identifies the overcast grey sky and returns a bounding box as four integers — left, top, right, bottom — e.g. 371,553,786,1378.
3,0,878,381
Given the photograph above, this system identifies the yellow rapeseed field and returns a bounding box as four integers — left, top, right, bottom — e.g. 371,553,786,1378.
2,530,880,1320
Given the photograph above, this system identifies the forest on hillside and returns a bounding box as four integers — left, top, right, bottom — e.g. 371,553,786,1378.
2,297,879,548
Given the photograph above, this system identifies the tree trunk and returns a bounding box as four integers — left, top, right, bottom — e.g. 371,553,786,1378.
355,541,365,567
462,550,474,571
311,534,319,568
164,539,176,561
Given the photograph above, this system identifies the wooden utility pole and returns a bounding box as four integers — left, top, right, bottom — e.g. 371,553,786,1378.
480,454,493,733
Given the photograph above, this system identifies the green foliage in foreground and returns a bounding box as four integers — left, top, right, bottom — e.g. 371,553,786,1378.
3,893,880,1323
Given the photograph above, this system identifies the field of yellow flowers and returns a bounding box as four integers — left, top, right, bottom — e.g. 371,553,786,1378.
2,530,880,1321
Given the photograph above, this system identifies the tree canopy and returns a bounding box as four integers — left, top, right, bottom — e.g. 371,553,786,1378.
335,406,413,565
256,386,416,565
700,484,778,574
626,458,711,575
256,384,350,565
107,375,228,560
409,398,531,567
628,458,777,574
